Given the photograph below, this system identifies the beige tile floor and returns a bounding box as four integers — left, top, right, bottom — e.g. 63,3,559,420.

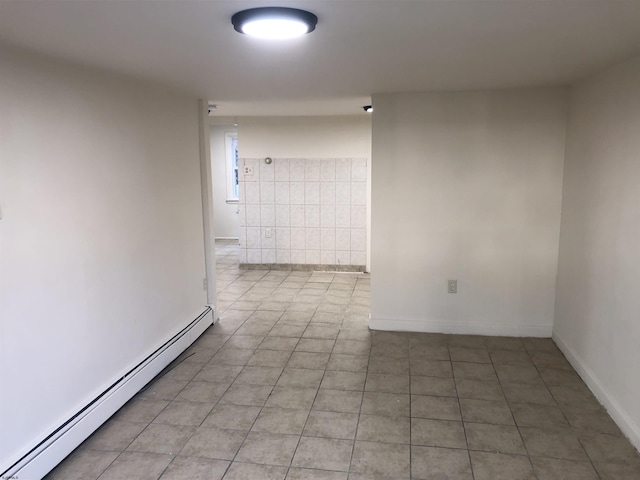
45,240,640,479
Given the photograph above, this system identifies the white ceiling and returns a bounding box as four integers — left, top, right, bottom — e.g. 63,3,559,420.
2,0,640,116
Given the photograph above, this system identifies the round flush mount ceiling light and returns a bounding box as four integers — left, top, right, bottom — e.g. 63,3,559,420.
232,7,318,40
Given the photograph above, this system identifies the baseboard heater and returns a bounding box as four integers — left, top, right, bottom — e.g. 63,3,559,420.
2,307,214,480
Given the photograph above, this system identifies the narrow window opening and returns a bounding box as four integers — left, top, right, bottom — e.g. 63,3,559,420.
225,132,239,202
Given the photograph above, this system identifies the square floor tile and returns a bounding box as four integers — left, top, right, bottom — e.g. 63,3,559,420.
292,436,353,471
333,340,371,356
464,422,526,454
152,401,214,426
210,348,255,366
409,359,451,377
235,431,300,466
538,367,583,386
287,352,331,369
296,338,335,353
350,441,410,477
303,410,359,439
265,386,318,409
225,335,265,350
321,371,366,391
193,364,242,384
411,445,472,480
303,325,340,340
127,423,195,454
361,392,410,417
452,362,496,380
411,395,461,421
201,404,260,430
531,457,599,480
501,381,556,406
44,449,119,480
484,336,525,351
410,376,457,397
410,344,450,360
175,381,229,403
578,432,640,463
252,407,309,435
234,366,283,385
222,462,288,480
364,373,410,394
510,403,568,428
98,452,172,480
470,451,535,480
489,349,533,366
286,468,348,480
269,324,307,337
181,427,245,460
219,384,273,406
313,389,363,413
368,356,410,375
449,347,491,364
277,368,325,388
356,414,410,444
259,336,301,351
326,354,369,373
594,461,640,479
159,456,228,480
520,427,588,461
138,377,188,402
455,378,505,401
563,408,622,435
83,420,147,452
459,398,514,425
247,350,291,368
494,364,542,385
411,418,466,449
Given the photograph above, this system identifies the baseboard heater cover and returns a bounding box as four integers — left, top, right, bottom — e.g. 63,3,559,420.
2,307,214,480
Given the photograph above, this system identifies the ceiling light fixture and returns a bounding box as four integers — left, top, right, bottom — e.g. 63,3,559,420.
363,105,373,113
231,7,318,40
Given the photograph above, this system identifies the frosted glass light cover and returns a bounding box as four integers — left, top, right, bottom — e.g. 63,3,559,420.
232,7,318,40
241,18,310,39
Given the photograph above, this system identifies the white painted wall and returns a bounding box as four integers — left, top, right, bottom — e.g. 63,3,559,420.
238,116,371,159
554,55,640,449
371,88,567,336
210,125,239,239
0,46,206,472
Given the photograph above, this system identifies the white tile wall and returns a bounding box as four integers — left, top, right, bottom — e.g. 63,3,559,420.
291,205,305,227
239,158,367,266
336,228,350,250
275,182,290,205
262,248,276,263
275,205,290,227
305,205,320,227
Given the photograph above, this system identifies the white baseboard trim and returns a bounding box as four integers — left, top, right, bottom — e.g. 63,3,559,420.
553,331,640,452
3,307,214,480
369,316,553,337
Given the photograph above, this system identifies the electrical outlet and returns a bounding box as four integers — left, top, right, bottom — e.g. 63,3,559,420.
244,166,253,175
265,228,272,238
448,279,457,294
